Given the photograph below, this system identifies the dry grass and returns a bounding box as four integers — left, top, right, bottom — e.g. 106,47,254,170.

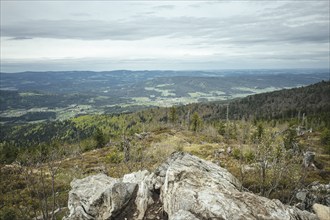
2,125,330,219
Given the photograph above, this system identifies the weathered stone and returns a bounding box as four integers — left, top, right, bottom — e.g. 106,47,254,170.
214,149,225,158
242,163,258,173
171,210,199,220
294,182,330,211
64,173,137,220
303,151,316,168
297,190,308,201
312,203,330,220
158,152,316,220
227,146,232,155
64,152,318,220
123,170,154,219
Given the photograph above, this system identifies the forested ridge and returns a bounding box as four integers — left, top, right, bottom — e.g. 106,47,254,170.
228,80,330,120
188,80,330,122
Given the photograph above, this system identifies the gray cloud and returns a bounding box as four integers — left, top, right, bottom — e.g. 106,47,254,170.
71,12,90,17
153,5,175,10
9,36,33,40
2,11,328,46
1,1,328,71
1,1,328,44
1,16,218,40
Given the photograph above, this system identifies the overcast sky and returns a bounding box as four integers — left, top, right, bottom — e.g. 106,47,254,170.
0,1,329,72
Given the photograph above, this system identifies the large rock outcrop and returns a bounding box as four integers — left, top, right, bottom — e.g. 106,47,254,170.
64,152,318,220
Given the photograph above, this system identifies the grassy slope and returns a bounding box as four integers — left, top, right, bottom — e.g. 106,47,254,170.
1,123,329,218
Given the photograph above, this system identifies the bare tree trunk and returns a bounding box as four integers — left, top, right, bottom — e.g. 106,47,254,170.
51,167,56,220
260,162,266,196
40,168,49,220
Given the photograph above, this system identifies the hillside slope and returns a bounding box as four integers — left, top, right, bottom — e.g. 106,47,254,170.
186,80,330,123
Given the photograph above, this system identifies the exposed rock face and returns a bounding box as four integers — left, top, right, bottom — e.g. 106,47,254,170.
64,170,154,220
64,174,138,220
64,152,318,220
122,170,154,219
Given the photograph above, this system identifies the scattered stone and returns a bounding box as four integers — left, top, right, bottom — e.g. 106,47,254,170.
295,182,330,211
242,163,258,173
213,148,225,158
312,203,330,220
135,132,150,140
303,151,316,168
227,146,232,155
296,126,313,136
297,190,308,201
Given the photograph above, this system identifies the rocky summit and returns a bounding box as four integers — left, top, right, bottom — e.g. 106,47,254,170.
64,152,318,220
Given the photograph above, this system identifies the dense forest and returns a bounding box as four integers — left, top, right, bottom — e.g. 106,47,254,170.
0,81,329,219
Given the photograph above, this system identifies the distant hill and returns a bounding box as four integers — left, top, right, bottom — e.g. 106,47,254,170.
187,80,330,124
230,80,330,120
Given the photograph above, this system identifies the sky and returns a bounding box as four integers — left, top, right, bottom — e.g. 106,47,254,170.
0,0,329,72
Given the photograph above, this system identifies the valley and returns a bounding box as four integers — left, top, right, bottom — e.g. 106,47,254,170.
1,69,328,123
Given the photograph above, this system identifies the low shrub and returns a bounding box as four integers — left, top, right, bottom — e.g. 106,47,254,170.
106,150,123,164
232,148,241,160
244,150,255,163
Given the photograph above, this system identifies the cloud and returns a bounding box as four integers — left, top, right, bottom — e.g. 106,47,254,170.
0,16,217,40
0,1,328,71
1,0,328,47
9,37,33,40
71,12,90,17
153,5,175,10
1,12,328,46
